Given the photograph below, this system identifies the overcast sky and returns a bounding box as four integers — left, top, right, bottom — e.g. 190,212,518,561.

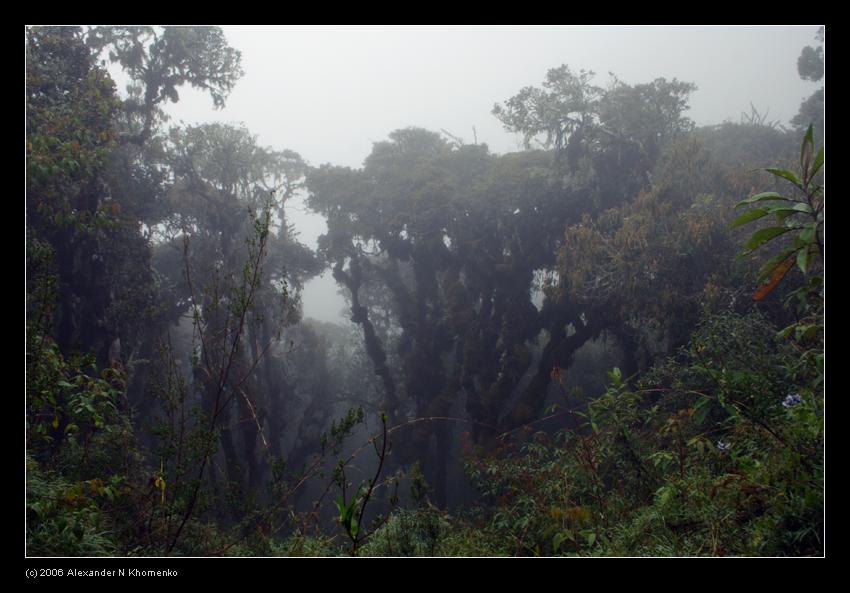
164,25,820,167
156,25,822,323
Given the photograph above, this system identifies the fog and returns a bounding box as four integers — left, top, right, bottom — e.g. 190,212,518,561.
154,25,820,324
164,25,819,167
28,25,824,557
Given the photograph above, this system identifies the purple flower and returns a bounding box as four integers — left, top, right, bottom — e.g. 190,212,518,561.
783,393,804,408
716,440,730,452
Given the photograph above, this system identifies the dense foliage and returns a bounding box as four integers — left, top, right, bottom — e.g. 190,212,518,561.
26,26,824,557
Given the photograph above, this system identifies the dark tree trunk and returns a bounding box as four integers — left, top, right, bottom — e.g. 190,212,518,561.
509,310,602,429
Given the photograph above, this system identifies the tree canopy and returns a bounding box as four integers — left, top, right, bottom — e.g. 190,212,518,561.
26,27,823,558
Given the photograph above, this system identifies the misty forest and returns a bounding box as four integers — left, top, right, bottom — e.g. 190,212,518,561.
25,26,824,557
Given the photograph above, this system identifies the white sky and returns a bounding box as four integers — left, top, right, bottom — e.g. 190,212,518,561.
154,24,822,323
164,25,821,168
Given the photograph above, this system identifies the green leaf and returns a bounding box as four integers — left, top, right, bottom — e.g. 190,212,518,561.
553,532,565,553
608,366,621,386
801,125,815,171
799,224,816,244
765,168,803,188
735,192,787,207
586,532,597,547
745,226,792,251
693,397,710,426
796,247,810,274
342,497,357,524
757,248,798,281
731,207,770,228
776,324,796,340
767,203,813,215
811,147,824,178
776,210,797,223
795,324,820,342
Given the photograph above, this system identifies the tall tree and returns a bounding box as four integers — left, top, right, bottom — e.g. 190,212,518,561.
308,129,602,501
791,26,824,140
493,65,696,209
85,26,243,146
26,26,157,365
152,123,319,502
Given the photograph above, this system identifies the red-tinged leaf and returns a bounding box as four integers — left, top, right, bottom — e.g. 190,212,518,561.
753,255,795,301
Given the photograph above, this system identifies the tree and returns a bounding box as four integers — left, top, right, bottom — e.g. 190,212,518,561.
494,65,696,211
791,27,824,139
27,27,154,555
492,65,602,161
86,26,243,146
484,68,698,428
593,76,696,203
147,123,319,514
556,138,751,366
797,27,824,82
26,26,158,365
27,24,324,556
308,128,609,501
